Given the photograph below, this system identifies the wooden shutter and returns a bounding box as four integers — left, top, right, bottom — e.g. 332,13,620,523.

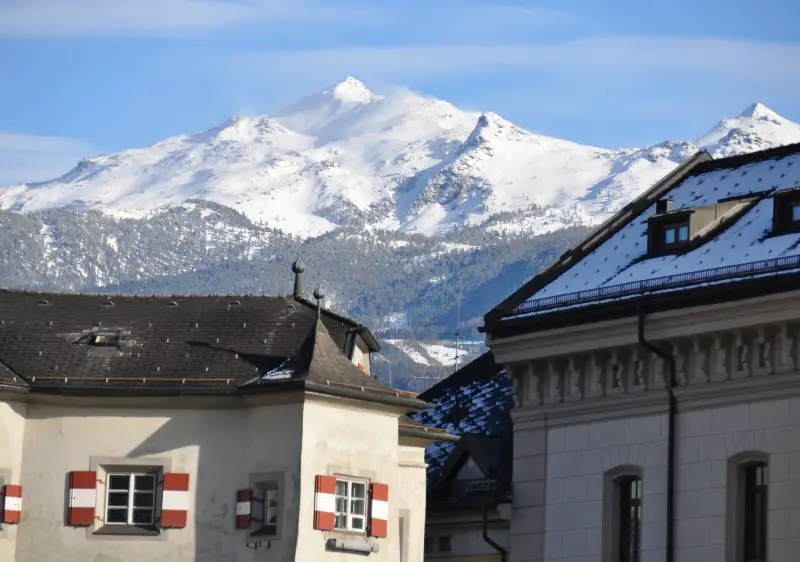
161,473,190,529
313,475,336,531
68,471,97,526
235,489,252,529
1,484,22,524
368,482,388,538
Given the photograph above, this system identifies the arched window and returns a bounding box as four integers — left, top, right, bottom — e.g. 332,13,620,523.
727,452,769,562
618,477,643,562
603,466,643,562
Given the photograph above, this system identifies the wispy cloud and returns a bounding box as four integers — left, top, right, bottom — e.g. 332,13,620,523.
0,132,97,185
0,0,370,37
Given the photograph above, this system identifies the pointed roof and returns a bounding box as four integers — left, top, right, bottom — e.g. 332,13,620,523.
269,318,388,391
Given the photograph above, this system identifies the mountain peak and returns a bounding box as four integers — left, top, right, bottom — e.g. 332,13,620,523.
327,76,375,104
738,102,782,121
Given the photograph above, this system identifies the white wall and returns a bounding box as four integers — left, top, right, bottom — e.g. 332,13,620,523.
0,400,27,561
511,397,800,562
15,402,303,562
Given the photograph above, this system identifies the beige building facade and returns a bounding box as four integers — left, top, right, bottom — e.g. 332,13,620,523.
0,287,454,561
483,143,800,562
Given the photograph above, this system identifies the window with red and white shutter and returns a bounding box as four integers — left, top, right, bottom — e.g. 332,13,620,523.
235,489,252,529
68,471,97,526
160,473,190,528
313,475,336,531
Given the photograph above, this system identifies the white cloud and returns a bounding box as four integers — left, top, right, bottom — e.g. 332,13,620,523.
0,132,97,185
0,0,369,37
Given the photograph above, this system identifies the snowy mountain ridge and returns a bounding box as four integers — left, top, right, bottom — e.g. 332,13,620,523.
2,79,800,239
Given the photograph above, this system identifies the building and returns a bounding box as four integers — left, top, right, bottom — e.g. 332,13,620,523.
412,353,513,562
0,269,455,561
482,142,800,562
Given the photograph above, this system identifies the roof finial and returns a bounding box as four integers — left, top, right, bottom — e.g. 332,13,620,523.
313,286,324,321
291,251,305,298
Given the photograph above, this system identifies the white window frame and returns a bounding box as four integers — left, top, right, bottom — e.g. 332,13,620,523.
105,472,157,527
334,477,368,533
263,488,279,526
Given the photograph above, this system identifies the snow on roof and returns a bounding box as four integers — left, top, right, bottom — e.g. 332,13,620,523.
516,146,800,314
409,353,512,482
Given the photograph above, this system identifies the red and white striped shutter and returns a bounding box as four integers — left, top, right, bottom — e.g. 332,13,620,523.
161,473,190,529
68,471,97,526
368,482,388,538
2,484,22,524
313,475,336,531
235,489,252,529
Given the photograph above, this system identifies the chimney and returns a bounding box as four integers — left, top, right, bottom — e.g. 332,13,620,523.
313,287,325,321
291,260,305,298
656,199,673,214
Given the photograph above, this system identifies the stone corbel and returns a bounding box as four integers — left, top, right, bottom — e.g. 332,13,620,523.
565,356,582,402
585,352,604,398
672,341,686,386
648,353,665,390
690,336,708,385
710,334,729,383
752,327,772,377
525,362,542,407
628,348,646,393
606,349,624,395
544,359,562,405
775,322,796,374
731,330,750,380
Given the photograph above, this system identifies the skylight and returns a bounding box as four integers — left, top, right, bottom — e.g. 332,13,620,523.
90,331,121,346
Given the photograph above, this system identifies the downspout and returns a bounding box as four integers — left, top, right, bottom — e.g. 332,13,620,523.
637,303,676,562
481,469,507,562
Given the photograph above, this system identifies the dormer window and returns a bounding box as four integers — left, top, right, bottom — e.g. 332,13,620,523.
772,187,800,234
90,331,121,346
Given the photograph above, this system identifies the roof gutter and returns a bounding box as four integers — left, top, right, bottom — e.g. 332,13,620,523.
637,303,675,562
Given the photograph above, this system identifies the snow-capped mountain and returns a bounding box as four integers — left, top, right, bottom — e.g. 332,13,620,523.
2,79,799,238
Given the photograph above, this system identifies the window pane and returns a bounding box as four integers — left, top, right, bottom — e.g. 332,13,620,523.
744,463,768,562
792,204,800,222
439,536,452,552
107,491,129,507
678,225,689,241
619,477,642,562
664,228,676,244
335,481,348,496
351,482,366,499
108,475,130,490
135,475,155,491
335,497,348,513
106,508,128,523
334,514,347,529
351,499,366,516
132,508,154,525
265,489,279,525
133,491,154,508
350,516,364,530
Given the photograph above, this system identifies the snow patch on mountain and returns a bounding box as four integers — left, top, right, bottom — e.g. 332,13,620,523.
1,80,798,239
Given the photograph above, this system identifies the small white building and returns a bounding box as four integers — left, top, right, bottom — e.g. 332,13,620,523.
0,277,455,561
483,142,800,562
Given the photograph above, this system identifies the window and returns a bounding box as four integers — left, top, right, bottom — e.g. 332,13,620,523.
263,488,279,526
91,331,120,346
105,473,156,527
334,479,367,532
743,463,768,562
438,536,452,552
618,477,642,562
793,203,800,223
663,223,689,246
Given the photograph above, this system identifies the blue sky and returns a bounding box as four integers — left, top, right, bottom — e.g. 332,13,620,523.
1,0,799,184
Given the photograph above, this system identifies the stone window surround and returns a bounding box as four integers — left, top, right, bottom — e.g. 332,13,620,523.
86,455,173,542
602,465,643,562
726,450,769,562
323,464,379,548
248,471,286,541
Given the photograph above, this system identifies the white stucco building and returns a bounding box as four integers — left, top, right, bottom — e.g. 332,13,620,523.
482,142,800,562
0,276,455,561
